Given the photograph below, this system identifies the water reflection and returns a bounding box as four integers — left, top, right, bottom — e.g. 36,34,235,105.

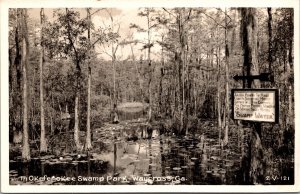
9,126,279,185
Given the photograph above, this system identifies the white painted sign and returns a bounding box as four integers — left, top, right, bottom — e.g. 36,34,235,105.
232,89,279,123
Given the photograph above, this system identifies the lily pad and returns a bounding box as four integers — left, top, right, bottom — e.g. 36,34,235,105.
173,167,181,171
9,170,18,174
212,172,220,176
210,156,219,160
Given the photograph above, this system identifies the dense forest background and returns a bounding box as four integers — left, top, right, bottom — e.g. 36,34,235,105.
8,7,294,185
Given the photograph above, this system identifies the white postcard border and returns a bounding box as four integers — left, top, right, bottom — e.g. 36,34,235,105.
1,0,299,193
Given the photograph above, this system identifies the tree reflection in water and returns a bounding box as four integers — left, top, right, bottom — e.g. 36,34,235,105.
9,126,294,185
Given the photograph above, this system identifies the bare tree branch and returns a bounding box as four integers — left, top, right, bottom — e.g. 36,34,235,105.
201,12,226,28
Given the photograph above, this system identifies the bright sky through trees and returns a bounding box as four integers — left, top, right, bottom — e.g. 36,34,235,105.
29,8,162,61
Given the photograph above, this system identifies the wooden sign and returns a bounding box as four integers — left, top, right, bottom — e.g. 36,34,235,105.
231,89,279,123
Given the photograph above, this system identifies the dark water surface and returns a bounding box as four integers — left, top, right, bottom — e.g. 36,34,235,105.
9,125,293,185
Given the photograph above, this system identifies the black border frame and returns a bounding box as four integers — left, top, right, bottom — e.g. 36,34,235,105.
231,89,279,123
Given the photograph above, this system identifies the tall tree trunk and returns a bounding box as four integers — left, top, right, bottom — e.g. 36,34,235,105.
131,45,144,103
240,8,264,184
177,10,185,134
74,62,81,151
223,8,229,146
64,8,81,151
285,49,292,129
286,10,293,130
267,8,273,77
217,44,222,141
193,77,197,117
74,89,80,151
159,36,164,116
86,66,92,150
184,33,189,135
21,9,30,161
9,47,14,120
215,26,222,139
173,53,178,120
50,90,54,134
15,9,22,123
111,46,119,124
39,8,47,153
106,11,119,124
113,47,116,108
85,8,92,150
147,9,153,122
31,62,36,125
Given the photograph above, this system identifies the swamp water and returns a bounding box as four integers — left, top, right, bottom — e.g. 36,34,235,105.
9,125,255,185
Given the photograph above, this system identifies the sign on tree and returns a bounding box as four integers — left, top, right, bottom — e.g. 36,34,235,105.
231,89,279,123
